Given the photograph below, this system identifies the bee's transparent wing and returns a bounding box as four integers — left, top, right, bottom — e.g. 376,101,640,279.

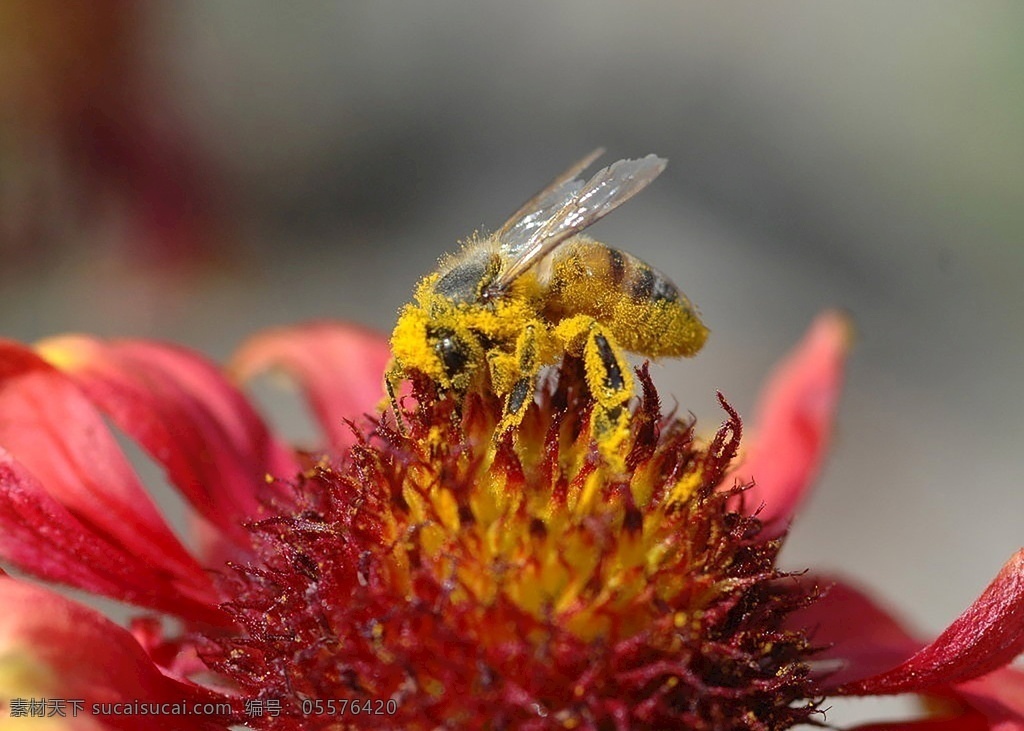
495,147,605,253
492,154,667,290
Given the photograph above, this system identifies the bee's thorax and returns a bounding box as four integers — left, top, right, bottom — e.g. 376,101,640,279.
433,247,502,304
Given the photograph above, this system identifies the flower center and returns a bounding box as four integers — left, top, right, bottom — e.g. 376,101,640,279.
201,359,822,730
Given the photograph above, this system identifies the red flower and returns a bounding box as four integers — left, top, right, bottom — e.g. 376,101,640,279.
0,313,1020,729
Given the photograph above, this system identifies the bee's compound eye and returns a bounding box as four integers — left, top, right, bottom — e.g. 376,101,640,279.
428,327,470,378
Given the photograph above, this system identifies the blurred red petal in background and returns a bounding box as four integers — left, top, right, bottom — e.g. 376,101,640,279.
0,0,225,274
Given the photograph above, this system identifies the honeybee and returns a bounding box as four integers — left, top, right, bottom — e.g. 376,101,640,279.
387,149,708,455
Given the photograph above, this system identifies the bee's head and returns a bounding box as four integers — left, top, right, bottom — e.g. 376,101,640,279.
389,295,484,392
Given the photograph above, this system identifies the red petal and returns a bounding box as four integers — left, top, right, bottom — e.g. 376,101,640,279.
792,575,1024,728
956,667,1024,731
230,321,391,449
840,656,1024,730
844,713,990,730
731,311,852,537
788,575,922,688
0,341,214,594
36,335,300,541
839,550,1024,695
0,577,230,730
0,449,225,625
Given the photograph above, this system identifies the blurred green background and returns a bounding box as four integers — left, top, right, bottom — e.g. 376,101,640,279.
2,2,1022,724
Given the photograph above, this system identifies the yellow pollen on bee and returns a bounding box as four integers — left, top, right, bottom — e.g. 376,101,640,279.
390,304,447,383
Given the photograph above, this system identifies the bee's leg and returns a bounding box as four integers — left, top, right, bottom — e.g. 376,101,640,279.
496,321,549,434
554,315,634,464
486,349,517,400
582,322,634,461
384,364,407,434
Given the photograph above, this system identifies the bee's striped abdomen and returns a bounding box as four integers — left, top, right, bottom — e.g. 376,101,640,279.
546,238,708,358
624,256,681,304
